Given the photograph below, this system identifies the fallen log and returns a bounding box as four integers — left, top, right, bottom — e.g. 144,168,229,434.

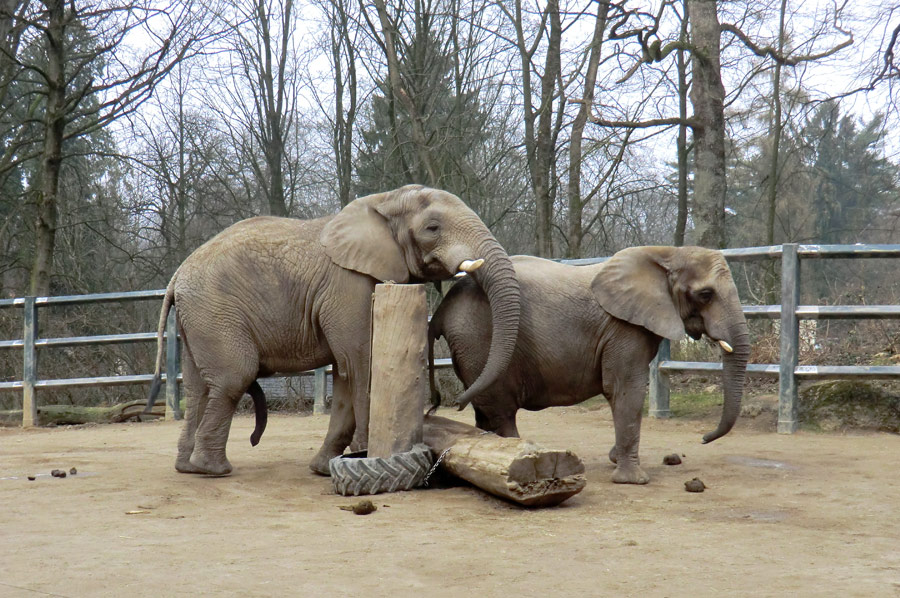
0,399,174,427
423,415,586,507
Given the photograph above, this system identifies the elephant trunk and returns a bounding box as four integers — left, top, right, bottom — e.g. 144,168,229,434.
454,236,521,410
702,315,750,444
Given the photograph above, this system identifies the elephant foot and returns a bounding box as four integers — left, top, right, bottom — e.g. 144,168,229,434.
612,464,650,485
188,451,233,476
309,447,340,476
175,455,205,474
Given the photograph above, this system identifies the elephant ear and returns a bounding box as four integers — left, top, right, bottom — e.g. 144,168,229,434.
591,246,685,341
320,195,410,283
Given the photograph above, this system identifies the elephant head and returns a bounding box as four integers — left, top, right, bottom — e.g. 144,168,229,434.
592,246,750,444
321,185,521,408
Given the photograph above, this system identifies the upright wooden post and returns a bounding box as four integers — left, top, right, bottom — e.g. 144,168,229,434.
22,297,38,428
649,339,671,418
778,243,800,433
165,307,182,420
313,367,328,414
367,284,427,459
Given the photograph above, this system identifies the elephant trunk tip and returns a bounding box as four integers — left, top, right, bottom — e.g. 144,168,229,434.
701,426,732,444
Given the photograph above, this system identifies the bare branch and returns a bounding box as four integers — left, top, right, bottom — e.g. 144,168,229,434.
720,22,852,67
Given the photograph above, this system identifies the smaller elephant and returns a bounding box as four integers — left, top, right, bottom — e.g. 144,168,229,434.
430,246,750,484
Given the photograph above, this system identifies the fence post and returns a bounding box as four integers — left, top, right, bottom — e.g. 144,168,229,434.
778,243,800,433
22,297,38,428
313,367,327,414
649,339,670,418
165,307,182,420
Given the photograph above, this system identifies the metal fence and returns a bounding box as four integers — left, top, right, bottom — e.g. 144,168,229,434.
643,243,900,433
2,242,899,431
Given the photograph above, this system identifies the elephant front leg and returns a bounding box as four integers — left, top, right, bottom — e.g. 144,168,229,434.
309,371,355,476
609,385,650,485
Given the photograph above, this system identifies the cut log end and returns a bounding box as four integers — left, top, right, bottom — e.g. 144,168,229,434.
423,415,586,508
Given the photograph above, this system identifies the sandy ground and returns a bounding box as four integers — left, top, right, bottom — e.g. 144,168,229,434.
1,405,899,598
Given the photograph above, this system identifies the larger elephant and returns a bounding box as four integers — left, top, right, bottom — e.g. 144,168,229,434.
147,185,521,476
430,246,750,484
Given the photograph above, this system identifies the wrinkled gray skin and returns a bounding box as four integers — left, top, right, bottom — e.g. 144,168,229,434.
431,246,750,484
148,185,520,476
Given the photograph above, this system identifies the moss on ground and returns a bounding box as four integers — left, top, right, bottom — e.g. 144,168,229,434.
799,380,900,433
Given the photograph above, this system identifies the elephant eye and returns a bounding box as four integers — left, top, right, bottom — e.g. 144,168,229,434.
694,288,715,304
425,223,440,233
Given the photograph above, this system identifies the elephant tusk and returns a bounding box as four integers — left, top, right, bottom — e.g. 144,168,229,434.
719,340,734,353
454,271,468,278
458,258,485,273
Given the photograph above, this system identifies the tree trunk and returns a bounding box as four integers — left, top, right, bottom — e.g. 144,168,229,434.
687,0,727,249
30,0,66,296
372,0,438,185
764,0,788,304
566,0,609,259
423,415,586,507
532,0,561,258
329,0,357,207
673,0,690,247
257,0,291,217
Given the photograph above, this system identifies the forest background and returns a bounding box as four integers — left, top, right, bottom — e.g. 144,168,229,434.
1,0,899,408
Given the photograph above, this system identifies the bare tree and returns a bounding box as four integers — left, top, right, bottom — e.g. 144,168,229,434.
368,0,439,185
686,0,726,248
207,0,300,216
325,0,358,206
564,1,611,258
673,0,689,246
0,0,209,295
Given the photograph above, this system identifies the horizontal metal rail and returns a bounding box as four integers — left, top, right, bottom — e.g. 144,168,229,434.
0,373,182,392
796,244,900,258
0,289,166,308
743,305,900,319
658,361,900,379
0,332,167,350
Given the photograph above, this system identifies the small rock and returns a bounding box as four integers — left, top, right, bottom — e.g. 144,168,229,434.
27,475,36,481
50,469,66,478
684,478,706,493
662,453,682,465
339,500,377,515
69,467,77,475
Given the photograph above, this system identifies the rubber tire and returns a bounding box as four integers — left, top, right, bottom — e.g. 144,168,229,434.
329,443,433,496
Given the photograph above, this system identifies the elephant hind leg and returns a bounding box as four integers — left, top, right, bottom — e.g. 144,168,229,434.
176,337,208,473
188,347,258,476
189,394,240,476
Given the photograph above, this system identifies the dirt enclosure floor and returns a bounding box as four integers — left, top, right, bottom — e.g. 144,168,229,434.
1,405,899,598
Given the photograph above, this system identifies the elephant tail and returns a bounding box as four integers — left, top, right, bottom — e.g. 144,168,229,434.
144,278,176,415
246,380,268,446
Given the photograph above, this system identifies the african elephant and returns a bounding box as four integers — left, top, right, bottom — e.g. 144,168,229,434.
146,185,521,476
430,246,750,484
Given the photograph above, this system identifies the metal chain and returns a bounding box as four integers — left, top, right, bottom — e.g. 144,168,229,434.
422,447,451,487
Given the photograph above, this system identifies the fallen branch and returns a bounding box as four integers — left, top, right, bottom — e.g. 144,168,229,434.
0,399,175,426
